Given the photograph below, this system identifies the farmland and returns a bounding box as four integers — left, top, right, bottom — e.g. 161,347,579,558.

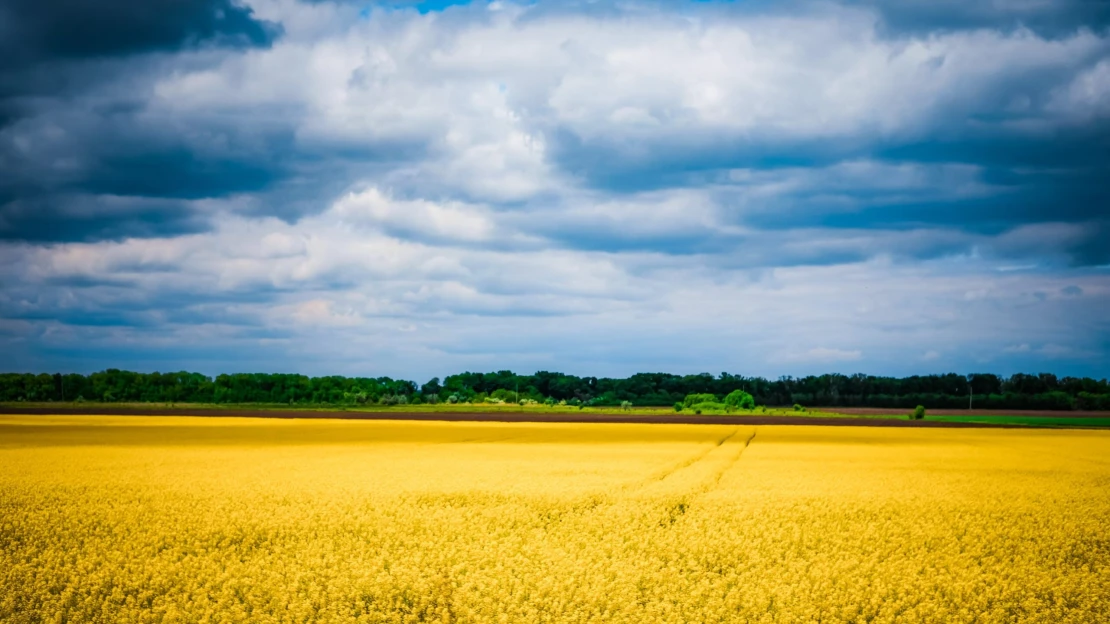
2,417,1109,623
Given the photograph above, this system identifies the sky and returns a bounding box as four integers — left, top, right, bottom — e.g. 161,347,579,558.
1,0,1108,381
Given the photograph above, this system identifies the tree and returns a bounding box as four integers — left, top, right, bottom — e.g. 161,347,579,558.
912,405,926,420
683,393,718,408
620,400,632,411
673,402,683,412
421,377,442,398
724,390,755,410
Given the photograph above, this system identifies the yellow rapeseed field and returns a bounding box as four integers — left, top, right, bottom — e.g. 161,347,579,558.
1,416,1108,623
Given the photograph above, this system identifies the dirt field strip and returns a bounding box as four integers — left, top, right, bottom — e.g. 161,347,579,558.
1,405,1100,428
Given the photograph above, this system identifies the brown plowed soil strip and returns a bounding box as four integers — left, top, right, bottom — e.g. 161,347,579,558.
0,406,1094,429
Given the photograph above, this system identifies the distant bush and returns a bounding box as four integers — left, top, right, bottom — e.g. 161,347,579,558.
491,389,519,403
673,402,683,412
793,404,806,412
689,401,729,414
683,393,718,408
1077,392,1110,411
620,400,632,411
912,405,926,420
724,390,755,410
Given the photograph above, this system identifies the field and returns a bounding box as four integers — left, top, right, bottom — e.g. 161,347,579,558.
5,403,1110,430
2,417,1109,623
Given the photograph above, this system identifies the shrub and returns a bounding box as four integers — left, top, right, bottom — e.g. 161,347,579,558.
724,390,755,410
491,389,518,403
793,404,806,412
688,401,729,414
912,405,926,420
695,409,702,415
447,394,459,404
620,400,633,411
673,402,683,412
544,397,556,406
1077,392,1110,411
683,393,718,408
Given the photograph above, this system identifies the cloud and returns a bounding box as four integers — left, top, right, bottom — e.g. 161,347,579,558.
1,0,1109,377
0,0,279,67
857,0,1110,38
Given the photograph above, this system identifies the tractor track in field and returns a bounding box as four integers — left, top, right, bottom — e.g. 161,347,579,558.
0,406,1102,429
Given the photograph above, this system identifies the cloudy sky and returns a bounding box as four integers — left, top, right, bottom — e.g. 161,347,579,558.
1,0,1108,380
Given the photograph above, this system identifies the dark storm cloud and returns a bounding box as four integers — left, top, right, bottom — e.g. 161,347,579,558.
82,150,282,199
857,0,1110,38
0,1,285,243
0,0,279,68
0,194,213,243
0,107,295,241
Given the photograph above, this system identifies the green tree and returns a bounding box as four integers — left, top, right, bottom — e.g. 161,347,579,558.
724,390,755,410
683,393,718,408
912,405,926,420
421,377,442,401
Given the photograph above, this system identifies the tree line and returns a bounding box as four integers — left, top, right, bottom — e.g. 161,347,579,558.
1,369,1108,410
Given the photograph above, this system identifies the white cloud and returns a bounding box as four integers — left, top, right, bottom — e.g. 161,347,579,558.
140,3,1108,205
3,0,1110,377
331,187,500,243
